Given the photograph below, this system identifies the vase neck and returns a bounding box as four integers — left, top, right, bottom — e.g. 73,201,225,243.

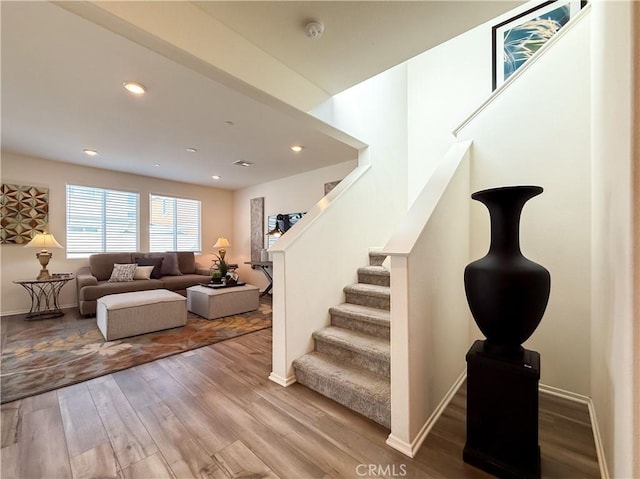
488,203,523,256
472,186,543,257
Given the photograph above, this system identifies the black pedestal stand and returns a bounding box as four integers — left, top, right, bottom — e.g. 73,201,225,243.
464,340,541,479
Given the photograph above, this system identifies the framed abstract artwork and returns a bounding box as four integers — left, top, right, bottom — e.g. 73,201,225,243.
324,180,341,196
492,0,586,90
1,183,49,244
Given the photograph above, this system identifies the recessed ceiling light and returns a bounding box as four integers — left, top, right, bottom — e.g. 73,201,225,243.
186,147,197,153
83,149,98,156
154,163,160,167
233,160,253,167
211,175,221,180
123,81,146,95
291,145,304,153
224,121,235,127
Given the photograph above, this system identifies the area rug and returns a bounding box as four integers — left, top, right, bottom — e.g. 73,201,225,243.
0,298,271,404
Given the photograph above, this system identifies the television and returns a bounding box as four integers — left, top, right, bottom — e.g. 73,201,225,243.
266,212,305,248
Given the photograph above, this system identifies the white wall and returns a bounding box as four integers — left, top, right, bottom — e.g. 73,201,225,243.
405,1,586,205
264,64,410,384
313,63,409,218
590,1,636,477
232,160,357,291
0,152,233,315
384,142,471,455
456,15,592,395
407,26,489,204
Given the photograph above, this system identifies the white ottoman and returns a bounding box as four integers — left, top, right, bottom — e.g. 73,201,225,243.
97,289,187,340
187,284,260,320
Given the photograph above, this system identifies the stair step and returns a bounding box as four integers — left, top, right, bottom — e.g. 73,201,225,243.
313,326,390,377
357,265,390,287
344,283,390,311
293,351,390,428
368,251,387,267
330,303,390,339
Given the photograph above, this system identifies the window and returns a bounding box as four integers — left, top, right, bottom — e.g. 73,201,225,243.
66,185,139,258
149,194,201,252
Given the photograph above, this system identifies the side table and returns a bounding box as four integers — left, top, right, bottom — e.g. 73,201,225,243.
244,261,273,296
13,276,74,320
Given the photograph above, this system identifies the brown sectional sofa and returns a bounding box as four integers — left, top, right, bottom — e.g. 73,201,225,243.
76,251,212,316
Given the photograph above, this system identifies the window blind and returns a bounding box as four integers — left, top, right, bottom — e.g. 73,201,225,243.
149,194,201,252
66,185,139,257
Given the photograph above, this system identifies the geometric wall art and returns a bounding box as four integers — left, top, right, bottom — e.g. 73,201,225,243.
0,183,49,244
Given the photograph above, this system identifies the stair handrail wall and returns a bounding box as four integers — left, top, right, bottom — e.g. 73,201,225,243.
269,159,395,386
382,140,472,457
452,2,591,138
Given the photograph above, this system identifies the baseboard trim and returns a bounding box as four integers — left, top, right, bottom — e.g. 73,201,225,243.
268,372,296,387
539,383,590,404
1,304,77,318
385,375,609,478
539,383,610,479
386,370,467,458
586,398,610,479
385,434,414,457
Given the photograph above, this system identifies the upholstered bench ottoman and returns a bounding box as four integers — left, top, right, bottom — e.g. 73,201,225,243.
97,289,187,340
187,284,260,320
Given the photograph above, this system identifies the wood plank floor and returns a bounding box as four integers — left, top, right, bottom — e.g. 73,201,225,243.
1,327,600,479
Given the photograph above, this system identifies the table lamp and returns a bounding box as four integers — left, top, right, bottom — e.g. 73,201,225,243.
25,232,63,280
213,237,231,261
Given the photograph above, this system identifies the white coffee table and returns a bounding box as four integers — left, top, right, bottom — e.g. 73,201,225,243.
186,284,260,320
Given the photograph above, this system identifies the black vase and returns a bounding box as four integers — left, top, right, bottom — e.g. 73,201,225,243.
464,186,550,356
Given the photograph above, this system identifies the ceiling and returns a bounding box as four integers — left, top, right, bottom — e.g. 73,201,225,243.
196,1,522,95
1,1,521,190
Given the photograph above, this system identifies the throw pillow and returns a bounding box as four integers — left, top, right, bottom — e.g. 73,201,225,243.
134,256,164,279
108,263,138,282
133,265,155,280
147,252,182,276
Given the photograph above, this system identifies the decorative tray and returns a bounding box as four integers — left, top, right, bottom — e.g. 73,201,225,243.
199,281,247,289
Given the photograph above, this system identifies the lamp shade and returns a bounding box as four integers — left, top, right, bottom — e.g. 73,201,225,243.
213,237,231,248
25,233,63,250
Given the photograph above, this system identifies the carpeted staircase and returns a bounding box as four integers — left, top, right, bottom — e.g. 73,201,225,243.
293,251,391,428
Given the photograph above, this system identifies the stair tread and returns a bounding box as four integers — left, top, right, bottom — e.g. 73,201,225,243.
293,351,390,403
330,303,390,324
357,265,390,276
344,283,390,297
313,326,389,360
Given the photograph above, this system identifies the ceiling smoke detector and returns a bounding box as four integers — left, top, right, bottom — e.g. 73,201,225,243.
304,20,324,39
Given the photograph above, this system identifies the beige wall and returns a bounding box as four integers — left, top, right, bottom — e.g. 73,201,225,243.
635,4,640,476
0,152,233,315
590,0,637,476
232,160,357,292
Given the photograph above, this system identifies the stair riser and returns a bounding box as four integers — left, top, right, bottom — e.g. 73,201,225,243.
314,339,390,377
331,314,390,339
358,272,390,287
294,366,391,428
345,292,390,311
